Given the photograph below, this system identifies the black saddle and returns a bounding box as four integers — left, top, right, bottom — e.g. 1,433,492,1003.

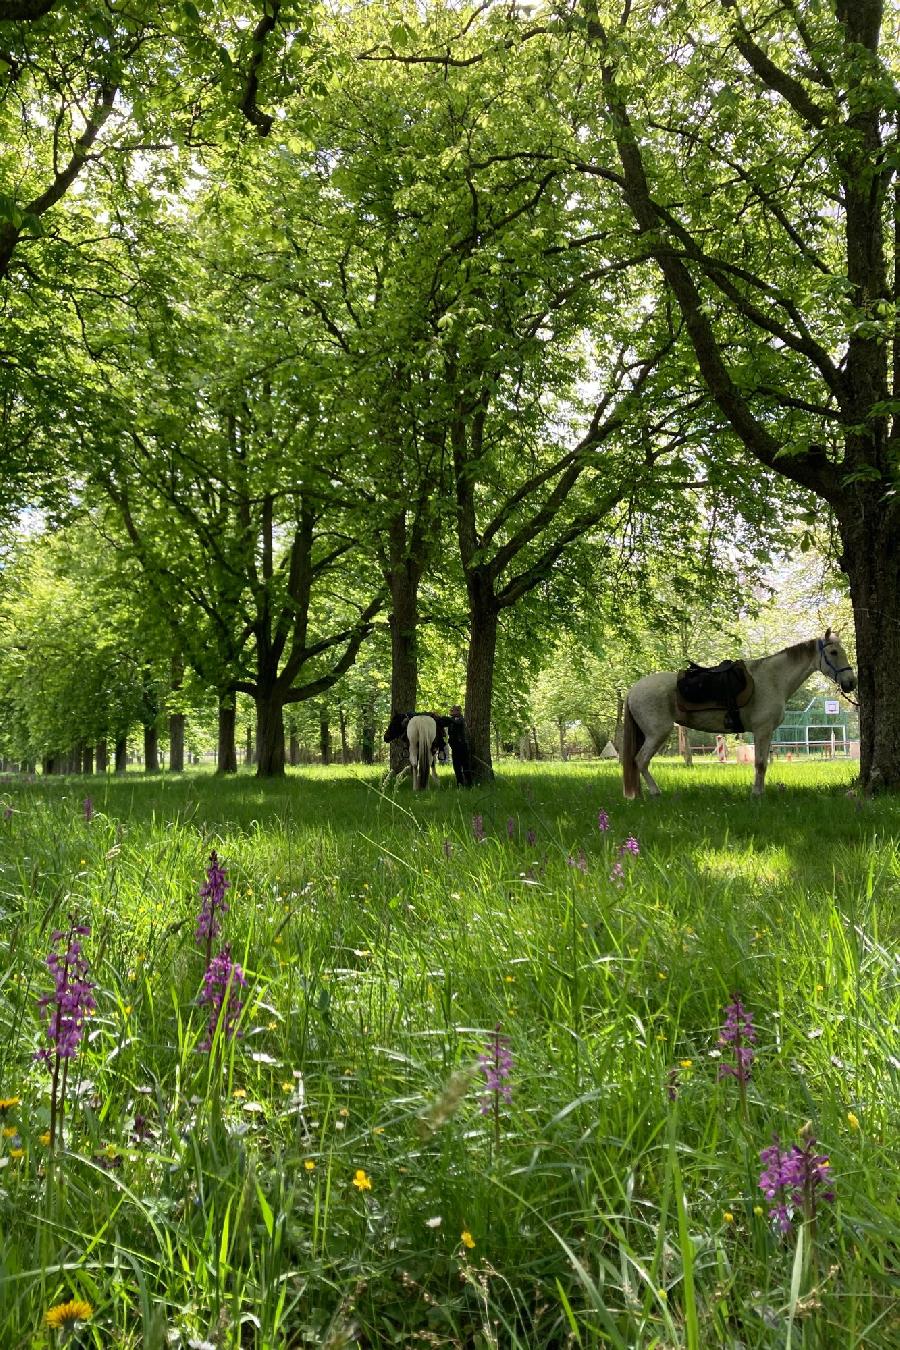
676,659,754,732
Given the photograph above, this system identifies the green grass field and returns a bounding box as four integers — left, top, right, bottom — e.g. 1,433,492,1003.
0,760,897,1348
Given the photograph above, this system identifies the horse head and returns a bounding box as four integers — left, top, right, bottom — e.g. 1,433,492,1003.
818,629,857,693
384,711,409,743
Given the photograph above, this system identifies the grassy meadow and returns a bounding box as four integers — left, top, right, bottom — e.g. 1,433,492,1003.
0,758,898,1348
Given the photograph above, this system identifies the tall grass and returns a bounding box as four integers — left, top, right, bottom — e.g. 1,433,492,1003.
0,760,897,1347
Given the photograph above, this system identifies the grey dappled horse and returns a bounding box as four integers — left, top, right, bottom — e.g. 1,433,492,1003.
622,630,856,798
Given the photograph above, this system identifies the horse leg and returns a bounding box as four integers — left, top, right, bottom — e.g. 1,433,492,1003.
752,730,773,796
636,726,672,796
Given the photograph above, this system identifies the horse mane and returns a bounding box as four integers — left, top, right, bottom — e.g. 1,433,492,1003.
760,639,817,665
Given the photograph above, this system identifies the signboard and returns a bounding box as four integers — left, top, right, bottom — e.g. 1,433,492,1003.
824,699,840,715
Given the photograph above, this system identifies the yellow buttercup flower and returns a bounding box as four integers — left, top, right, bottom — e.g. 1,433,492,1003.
304,1159,316,1171
2,1126,17,1138
723,1211,734,1223
9,1147,24,1159
679,1059,693,1069
352,1168,372,1191
461,1230,476,1249
847,1111,860,1130
0,1096,20,1113
45,1299,93,1329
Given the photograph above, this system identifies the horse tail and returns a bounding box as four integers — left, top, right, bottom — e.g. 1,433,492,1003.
622,699,644,800
416,731,430,790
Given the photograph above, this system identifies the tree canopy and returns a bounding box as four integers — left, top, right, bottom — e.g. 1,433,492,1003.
1,0,883,782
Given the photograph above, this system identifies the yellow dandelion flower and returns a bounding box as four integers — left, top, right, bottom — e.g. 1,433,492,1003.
232,1089,247,1100
45,1299,93,1329
2,1126,17,1138
723,1211,734,1223
461,1230,476,1249
847,1111,860,1130
9,1147,24,1159
0,1096,20,1112
352,1168,372,1191
679,1059,693,1069
304,1159,316,1171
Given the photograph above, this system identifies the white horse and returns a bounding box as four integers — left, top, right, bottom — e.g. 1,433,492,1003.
405,714,439,791
622,629,857,798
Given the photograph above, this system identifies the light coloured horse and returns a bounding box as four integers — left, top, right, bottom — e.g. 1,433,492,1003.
404,714,439,790
622,630,857,797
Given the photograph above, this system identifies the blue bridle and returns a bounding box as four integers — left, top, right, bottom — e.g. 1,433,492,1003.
818,638,853,683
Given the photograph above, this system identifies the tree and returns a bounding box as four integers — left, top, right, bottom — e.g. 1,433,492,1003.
578,0,899,791
0,521,173,770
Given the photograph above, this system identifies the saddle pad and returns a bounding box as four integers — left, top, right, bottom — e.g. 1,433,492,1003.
676,659,754,712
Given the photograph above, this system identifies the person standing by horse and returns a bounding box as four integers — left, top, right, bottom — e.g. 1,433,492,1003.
447,706,475,787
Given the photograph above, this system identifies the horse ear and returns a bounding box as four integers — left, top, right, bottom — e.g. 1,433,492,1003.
824,627,832,641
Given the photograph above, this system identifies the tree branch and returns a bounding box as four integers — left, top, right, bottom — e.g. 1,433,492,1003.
238,0,281,137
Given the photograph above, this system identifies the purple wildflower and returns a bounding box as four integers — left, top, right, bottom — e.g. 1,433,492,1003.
479,1024,513,1116
472,814,485,843
609,859,625,886
718,995,756,1085
618,836,640,856
525,828,536,847
36,923,97,1063
132,1112,154,1144
567,849,588,873
597,809,610,832
506,816,516,840
35,918,97,1149
198,945,247,1053
758,1132,834,1234
83,796,93,823
196,850,230,951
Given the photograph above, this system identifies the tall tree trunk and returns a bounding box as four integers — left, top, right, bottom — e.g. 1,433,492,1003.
96,740,108,773
245,723,254,766
557,719,567,761
114,737,127,775
386,516,423,773
464,582,498,783
216,696,237,775
319,710,331,765
256,690,286,777
82,743,94,775
838,498,900,792
169,714,185,773
360,695,376,764
143,725,159,773
289,725,300,766
169,652,185,773
339,705,350,763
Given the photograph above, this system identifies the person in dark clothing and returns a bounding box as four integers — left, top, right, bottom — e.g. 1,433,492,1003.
446,705,474,786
